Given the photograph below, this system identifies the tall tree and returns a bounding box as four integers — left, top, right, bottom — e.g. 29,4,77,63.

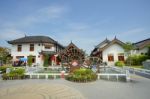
123,42,134,66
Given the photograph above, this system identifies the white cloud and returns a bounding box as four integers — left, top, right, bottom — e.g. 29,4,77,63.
1,5,68,29
121,28,144,35
0,28,25,40
22,5,67,26
38,5,66,19
0,4,68,45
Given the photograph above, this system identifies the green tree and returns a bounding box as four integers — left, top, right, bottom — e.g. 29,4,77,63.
0,47,10,64
27,55,33,66
43,54,49,67
123,42,134,66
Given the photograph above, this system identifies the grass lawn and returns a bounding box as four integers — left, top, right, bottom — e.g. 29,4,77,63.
125,65,144,69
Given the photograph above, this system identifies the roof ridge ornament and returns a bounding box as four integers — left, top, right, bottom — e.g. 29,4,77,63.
114,36,117,39
24,33,27,37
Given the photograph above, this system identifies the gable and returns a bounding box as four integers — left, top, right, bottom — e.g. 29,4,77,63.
100,38,125,51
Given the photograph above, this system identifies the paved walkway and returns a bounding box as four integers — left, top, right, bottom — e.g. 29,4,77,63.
0,81,84,99
0,74,150,99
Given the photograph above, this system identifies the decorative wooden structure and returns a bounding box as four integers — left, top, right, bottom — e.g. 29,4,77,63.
59,42,85,66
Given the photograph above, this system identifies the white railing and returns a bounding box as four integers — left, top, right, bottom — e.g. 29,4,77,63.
97,66,130,81
123,66,150,75
25,66,67,73
25,66,130,81
97,73,127,81
25,73,68,79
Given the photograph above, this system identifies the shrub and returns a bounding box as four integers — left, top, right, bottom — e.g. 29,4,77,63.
115,61,125,67
0,66,13,73
126,55,150,66
66,68,97,82
2,68,25,80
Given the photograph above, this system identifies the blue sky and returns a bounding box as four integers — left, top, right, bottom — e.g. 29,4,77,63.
0,0,150,54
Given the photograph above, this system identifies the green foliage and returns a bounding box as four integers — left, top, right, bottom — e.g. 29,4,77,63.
123,42,133,53
0,47,11,64
126,55,150,66
2,68,25,80
66,68,97,82
115,61,125,67
10,68,25,75
27,55,33,66
0,66,13,73
44,54,49,67
125,65,143,69
57,56,61,62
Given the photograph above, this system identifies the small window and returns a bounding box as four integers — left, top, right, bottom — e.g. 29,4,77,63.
16,56,24,59
30,44,34,51
17,45,22,52
45,45,52,49
118,53,124,61
108,54,114,62
118,56,124,61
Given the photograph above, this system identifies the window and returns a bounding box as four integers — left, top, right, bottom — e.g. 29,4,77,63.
17,45,22,52
32,57,36,63
45,45,52,49
118,56,124,61
108,54,114,62
118,53,124,61
30,44,34,51
16,56,24,59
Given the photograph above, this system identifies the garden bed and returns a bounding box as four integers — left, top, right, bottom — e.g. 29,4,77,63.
65,68,97,83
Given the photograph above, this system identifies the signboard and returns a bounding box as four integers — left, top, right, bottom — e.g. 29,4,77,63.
72,61,78,66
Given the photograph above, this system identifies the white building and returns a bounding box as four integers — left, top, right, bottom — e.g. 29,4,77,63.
132,38,150,55
8,36,64,66
91,37,126,65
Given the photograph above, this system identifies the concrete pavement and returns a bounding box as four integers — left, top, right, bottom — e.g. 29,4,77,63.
0,75,150,99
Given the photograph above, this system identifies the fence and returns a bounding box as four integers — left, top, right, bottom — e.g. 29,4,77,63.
25,66,130,81
123,66,150,75
25,72,68,79
97,73,127,81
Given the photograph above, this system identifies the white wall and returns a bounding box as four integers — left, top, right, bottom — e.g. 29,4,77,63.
137,47,148,55
131,47,148,55
11,43,41,65
102,44,125,66
11,43,56,66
